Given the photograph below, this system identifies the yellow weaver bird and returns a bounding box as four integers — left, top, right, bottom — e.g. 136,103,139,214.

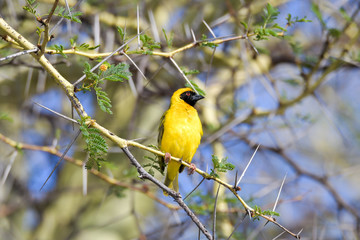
158,88,204,195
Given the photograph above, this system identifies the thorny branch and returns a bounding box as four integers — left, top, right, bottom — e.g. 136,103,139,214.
0,16,302,238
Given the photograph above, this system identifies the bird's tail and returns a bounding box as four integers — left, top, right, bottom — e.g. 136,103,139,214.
163,173,179,196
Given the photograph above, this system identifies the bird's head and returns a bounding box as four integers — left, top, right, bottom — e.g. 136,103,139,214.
171,88,204,107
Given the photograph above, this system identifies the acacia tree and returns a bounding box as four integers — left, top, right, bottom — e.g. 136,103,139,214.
0,0,359,239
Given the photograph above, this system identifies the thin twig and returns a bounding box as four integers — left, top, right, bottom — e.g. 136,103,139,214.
184,177,205,201
73,31,145,86
33,101,78,124
24,68,33,98
265,173,287,226
148,10,160,42
190,29,197,43
212,184,221,239
272,231,286,240
169,57,198,94
273,173,287,212
0,151,18,186
137,5,141,48
202,20,216,38
122,51,150,96
202,20,217,85
82,153,89,196
226,213,248,240
236,144,260,186
0,48,38,62
40,129,82,191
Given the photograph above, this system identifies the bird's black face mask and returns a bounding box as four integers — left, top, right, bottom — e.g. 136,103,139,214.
180,91,204,106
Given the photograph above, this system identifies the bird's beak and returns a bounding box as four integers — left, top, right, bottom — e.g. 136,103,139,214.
192,94,204,102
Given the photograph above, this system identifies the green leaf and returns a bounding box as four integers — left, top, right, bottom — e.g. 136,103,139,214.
340,7,352,22
101,63,132,82
185,80,206,97
210,155,234,177
80,62,132,115
273,23,286,31
95,88,113,114
55,6,83,23
240,21,248,30
23,0,38,15
70,37,76,47
117,26,126,41
88,45,100,50
108,186,127,198
36,27,44,37
52,44,67,58
181,67,200,76
78,117,108,170
263,3,280,27
328,28,341,38
282,78,301,86
199,34,218,49
162,28,174,48
252,205,280,221
268,29,278,37
140,34,161,50
71,12,82,23
289,40,303,55
0,113,13,122
311,3,325,27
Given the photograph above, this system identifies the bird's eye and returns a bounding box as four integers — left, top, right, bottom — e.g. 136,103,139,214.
186,92,191,96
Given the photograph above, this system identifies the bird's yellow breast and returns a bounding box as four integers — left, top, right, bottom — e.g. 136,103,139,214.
160,103,202,163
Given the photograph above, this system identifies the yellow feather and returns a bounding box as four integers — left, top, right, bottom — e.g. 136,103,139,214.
158,88,203,195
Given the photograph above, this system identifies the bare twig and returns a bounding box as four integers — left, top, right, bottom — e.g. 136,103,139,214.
226,213,248,240
64,0,73,34
184,177,205,201
40,129,82,191
236,144,260,186
122,51,150,97
272,231,286,240
0,150,18,186
33,101,78,124
169,57,198,94
137,5,141,48
212,184,221,239
265,173,287,226
202,20,217,85
190,29,197,43
0,48,38,62
82,153,89,196
148,10,160,42
273,173,287,212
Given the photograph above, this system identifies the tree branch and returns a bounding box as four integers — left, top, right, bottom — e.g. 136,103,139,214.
121,147,213,240
0,133,179,210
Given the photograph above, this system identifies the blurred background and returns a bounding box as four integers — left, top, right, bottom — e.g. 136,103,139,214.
0,0,360,239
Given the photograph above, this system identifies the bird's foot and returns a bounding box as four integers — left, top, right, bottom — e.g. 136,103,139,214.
164,152,171,164
187,163,197,175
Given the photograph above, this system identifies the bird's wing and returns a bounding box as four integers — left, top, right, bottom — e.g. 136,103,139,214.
158,111,166,174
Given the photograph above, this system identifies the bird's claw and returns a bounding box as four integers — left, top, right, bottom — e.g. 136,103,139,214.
188,163,196,175
164,152,171,164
